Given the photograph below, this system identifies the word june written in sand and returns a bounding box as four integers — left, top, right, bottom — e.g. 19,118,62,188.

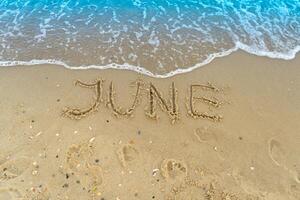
62,79,229,124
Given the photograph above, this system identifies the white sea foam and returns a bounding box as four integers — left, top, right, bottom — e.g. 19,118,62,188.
0,0,299,77
0,44,299,78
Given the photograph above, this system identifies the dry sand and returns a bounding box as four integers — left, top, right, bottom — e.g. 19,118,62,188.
0,51,299,200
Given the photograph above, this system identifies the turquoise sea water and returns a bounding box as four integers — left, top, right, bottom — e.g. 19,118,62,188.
0,0,299,77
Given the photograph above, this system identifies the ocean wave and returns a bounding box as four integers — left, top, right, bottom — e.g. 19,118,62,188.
0,0,299,76
0,43,299,78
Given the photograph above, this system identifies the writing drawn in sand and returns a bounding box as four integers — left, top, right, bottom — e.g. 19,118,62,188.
63,79,228,123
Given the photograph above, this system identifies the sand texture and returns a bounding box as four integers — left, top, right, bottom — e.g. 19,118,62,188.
0,52,299,200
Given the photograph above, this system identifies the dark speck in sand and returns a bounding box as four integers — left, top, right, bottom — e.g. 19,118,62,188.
106,120,109,123
31,120,35,123
239,136,243,140
57,99,60,102
138,130,141,135
95,159,99,163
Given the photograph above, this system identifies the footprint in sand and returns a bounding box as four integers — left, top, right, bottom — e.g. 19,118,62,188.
160,159,188,180
268,138,300,186
76,163,103,194
194,126,231,161
0,188,23,200
0,157,31,182
194,127,217,143
268,138,285,167
65,141,96,171
65,142,103,196
117,144,139,167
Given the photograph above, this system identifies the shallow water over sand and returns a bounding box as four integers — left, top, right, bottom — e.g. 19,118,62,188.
0,0,300,76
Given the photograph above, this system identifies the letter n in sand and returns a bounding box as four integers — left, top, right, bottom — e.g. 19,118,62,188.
146,82,179,123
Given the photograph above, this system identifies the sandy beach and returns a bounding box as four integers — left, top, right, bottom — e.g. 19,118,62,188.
0,51,299,200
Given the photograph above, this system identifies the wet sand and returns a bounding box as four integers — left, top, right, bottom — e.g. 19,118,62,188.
0,51,299,200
